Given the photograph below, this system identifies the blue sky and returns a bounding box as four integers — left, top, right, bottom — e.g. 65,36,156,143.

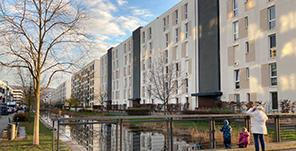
83,0,181,59
0,0,181,87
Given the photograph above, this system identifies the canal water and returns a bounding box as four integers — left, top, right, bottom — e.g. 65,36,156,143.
41,111,199,151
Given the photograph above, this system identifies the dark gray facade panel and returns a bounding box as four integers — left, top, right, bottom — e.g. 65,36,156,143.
198,0,220,94
132,27,142,100
107,48,113,101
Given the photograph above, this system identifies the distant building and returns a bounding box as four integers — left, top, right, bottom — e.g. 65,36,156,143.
72,59,100,107
54,80,71,105
0,80,13,104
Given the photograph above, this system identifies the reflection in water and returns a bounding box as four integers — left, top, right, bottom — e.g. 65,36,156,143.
41,112,194,151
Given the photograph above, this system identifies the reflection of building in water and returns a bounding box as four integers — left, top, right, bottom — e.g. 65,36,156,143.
71,123,193,151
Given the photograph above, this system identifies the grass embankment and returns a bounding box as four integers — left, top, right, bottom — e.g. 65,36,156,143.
0,112,69,151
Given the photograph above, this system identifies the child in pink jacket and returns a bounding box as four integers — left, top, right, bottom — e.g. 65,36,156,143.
238,127,250,148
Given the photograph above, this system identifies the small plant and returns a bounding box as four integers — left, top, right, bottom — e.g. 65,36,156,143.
126,107,150,115
13,113,29,122
280,99,291,113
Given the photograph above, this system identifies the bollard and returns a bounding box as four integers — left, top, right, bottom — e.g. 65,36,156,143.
8,123,16,140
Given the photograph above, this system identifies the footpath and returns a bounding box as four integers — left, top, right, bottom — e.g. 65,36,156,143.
206,141,296,151
39,116,85,151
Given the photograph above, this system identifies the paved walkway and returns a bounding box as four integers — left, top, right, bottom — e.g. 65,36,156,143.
206,141,296,151
39,116,85,151
0,113,15,139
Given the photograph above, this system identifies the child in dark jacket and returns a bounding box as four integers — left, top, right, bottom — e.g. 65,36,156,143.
238,127,250,148
220,119,232,148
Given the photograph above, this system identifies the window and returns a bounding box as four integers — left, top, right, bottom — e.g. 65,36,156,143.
163,18,166,31
185,79,188,93
124,44,126,53
234,45,239,65
142,86,145,97
175,81,178,94
116,49,118,58
142,61,145,71
245,41,249,53
149,43,152,54
143,31,145,43
185,23,189,38
175,28,179,42
149,57,151,69
175,10,178,24
233,21,239,41
165,34,168,47
246,67,249,79
235,94,240,104
269,34,276,58
245,16,248,28
185,60,189,75
176,98,179,104
185,3,188,19
166,66,168,74
269,6,276,29
246,93,250,102
149,27,152,39
233,0,238,17
235,70,240,89
271,92,278,109
175,46,178,60
125,56,127,65
176,63,179,77
270,63,277,86
185,42,189,57
165,50,168,63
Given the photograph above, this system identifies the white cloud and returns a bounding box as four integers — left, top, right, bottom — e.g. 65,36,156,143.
130,7,154,18
117,0,128,6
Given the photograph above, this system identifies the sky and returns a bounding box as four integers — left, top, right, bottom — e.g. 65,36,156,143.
0,0,181,88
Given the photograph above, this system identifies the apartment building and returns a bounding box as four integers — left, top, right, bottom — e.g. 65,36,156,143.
0,80,13,104
72,59,100,107
140,0,197,109
12,89,23,102
54,80,71,104
100,28,141,108
220,0,296,112
99,0,221,110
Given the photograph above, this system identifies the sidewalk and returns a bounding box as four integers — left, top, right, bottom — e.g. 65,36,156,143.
206,141,296,151
39,116,85,151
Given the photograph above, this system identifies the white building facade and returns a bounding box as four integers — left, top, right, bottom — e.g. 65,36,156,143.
72,59,100,107
220,0,296,112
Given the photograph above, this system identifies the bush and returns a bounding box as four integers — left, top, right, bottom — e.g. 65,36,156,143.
78,109,92,112
126,108,150,116
182,108,235,115
13,113,29,122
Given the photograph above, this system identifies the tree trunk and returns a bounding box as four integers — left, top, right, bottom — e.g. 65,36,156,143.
33,80,40,145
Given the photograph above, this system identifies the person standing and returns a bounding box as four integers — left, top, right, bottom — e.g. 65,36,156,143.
246,105,268,151
220,119,232,148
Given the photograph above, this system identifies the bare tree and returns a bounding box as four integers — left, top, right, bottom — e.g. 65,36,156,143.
0,0,91,145
64,94,78,110
95,89,108,113
146,57,183,114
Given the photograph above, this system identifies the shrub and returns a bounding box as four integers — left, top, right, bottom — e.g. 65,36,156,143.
78,109,92,112
126,108,150,116
13,113,29,122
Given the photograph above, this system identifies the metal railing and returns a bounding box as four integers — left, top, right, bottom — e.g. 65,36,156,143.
51,113,296,151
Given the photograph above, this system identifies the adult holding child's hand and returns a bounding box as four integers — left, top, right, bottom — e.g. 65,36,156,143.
246,105,268,151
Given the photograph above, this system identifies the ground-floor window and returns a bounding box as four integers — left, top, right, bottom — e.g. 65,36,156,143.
271,92,278,109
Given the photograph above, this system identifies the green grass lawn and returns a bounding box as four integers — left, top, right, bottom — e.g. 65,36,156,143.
0,113,69,151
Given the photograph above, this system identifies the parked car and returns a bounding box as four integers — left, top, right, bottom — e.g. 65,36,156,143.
0,105,8,115
7,107,13,114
